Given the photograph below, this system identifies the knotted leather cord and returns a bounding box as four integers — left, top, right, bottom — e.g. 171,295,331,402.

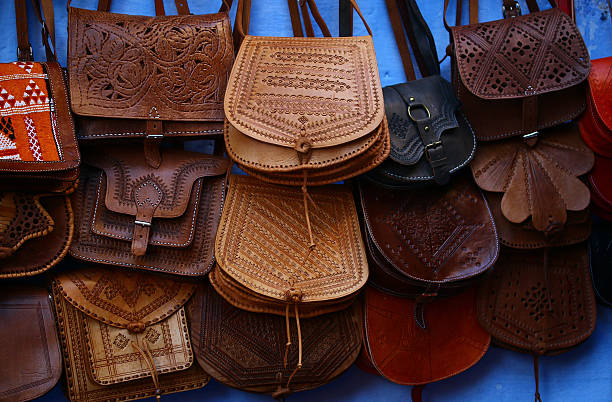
277,303,303,399
301,171,316,250
131,340,162,400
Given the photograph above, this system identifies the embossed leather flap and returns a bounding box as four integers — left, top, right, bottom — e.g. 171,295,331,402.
54,265,196,330
383,76,460,165
224,35,384,149
451,8,589,100
68,7,233,121
215,175,368,303
359,175,498,284
589,56,612,131
364,286,490,385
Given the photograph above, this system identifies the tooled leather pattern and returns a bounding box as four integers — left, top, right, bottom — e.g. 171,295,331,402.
225,36,384,148
588,57,612,131
191,284,361,393
471,124,594,233
477,246,596,353
215,175,368,302
69,8,233,120
0,192,53,258
452,8,589,99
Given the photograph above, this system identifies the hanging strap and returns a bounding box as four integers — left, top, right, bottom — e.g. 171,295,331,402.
15,0,32,61
339,0,353,36
95,0,232,15
287,0,331,38
15,0,56,61
445,0,559,30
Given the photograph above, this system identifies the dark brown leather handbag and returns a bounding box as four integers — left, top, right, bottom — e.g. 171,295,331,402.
444,0,590,142
0,284,62,401
0,0,79,193
52,265,209,401
69,145,228,276
365,0,476,188
68,0,234,164
190,282,362,398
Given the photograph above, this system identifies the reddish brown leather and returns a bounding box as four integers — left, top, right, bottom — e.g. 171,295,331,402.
0,285,61,402
190,282,362,395
68,6,234,139
449,8,590,141
363,286,490,385
477,245,596,355
0,194,73,278
70,146,228,276
589,154,612,220
471,123,594,233
579,56,612,157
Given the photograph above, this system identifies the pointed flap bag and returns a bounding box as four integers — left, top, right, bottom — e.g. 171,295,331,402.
52,265,209,401
224,0,389,187
0,0,79,193
444,0,590,141
366,0,476,187
70,145,229,276
0,284,61,402
190,283,361,397
579,56,612,157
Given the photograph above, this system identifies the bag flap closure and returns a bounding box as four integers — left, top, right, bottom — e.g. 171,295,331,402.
224,35,384,149
68,7,234,121
54,266,196,331
0,192,54,259
384,76,460,166
589,57,612,132
451,8,589,100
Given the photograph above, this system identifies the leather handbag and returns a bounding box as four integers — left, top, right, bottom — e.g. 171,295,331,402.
0,284,62,401
69,145,229,276
0,0,79,193
224,0,390,187
365,0,476,187
590,216,612,307
444,0,590,142
578,56,612,157
190,282,362,398
52,265,209,401
589,154,612,221
359,286,490,402
67,0,234,164
358,174,499,300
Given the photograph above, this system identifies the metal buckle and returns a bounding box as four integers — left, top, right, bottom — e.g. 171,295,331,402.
134,220,152,227
523,131,539,140
17,44,33,61
146,134,164,139
502,1,521,18
407,103,431,122
424,141,443,160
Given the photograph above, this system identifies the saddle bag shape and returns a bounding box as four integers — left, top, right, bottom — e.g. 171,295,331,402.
358,175,498,298
0,285,62,401
589,155,612,220
579,56,612,157
0,192,73,278
70,146,228,276
224,0,389,186
68,0,234,141
446,2,590,141
52,266,209,401
190,283,362,397
589,216,612,306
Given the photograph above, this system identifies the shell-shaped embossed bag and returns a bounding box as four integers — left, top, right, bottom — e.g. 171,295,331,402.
52,265,209,401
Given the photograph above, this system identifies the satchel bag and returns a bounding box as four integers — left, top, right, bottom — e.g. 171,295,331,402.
225,0,389,187
190,283,362,398
69,145,228,276
444,0,590,142
0,284,61,401
52,265,209,401
68,0,234,165
0,0,79,193
365,0,476,188
578,56,612,157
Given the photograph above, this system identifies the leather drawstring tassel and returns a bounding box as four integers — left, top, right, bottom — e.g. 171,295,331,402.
301,171,316,250
274,303,303,400
411,385,425,402
534,355,542,402
285,304,303,391
283,304,292,368
132,341,162,400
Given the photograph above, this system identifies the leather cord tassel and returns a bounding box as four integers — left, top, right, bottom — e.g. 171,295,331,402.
301,171,316,250
534,355,542,402
283,303,292,368
132,341,162,400
285,304,303,391
411,385,425,402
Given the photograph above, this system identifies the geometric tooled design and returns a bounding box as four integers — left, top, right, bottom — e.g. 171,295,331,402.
113,333,129,350
522,283,553,322
452,8,589,99
144,327,161,344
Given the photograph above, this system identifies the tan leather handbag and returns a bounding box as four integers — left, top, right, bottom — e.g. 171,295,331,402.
225,0,390,187
52,265,209,401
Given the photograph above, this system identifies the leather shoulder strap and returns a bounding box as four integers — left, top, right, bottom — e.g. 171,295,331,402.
15,0,32,61
287,0,331,38
95,0,232,15
445,0,558,30
15,0,56,62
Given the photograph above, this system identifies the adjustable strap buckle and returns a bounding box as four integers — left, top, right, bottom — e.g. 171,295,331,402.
424,141,443,161
17,44,33,61
503,1,521,18
522,131,539,147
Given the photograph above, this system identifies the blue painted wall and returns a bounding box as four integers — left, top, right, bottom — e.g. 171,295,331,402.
1,1,611,401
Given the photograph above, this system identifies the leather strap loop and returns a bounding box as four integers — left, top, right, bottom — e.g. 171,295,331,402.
445,0,558,30
15,0,32,61
131,180,163,256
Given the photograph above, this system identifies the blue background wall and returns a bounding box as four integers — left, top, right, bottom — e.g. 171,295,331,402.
1,0,611,401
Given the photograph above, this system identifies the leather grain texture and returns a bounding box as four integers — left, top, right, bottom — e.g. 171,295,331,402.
477,245,596,354
363,286,490,385
190,283,361,395
0,285,61,402
215,175,368,308
450,8,590,141
471,123,594,233
579,57,612,157
70,146,228,276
